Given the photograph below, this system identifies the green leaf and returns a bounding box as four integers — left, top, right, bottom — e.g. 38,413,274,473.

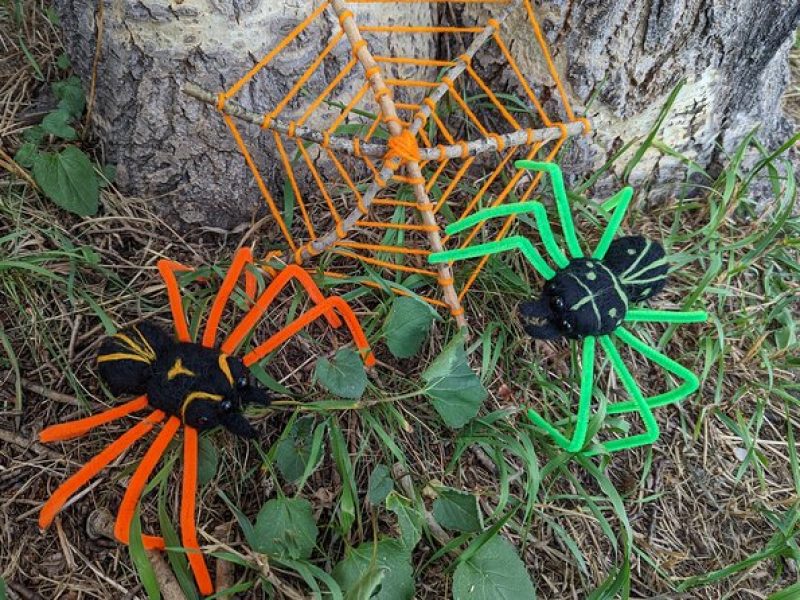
432,487,483,533
23,125,45,145
129,508,162,599
100,163,117,186
56,52,71,70
253,497,318,560
315,348,368,399
275,417,319,482
32,146,99,216
386,492,423,550
52,76,85,117
0,576,6,600
197,436,218,486
383,296,436,358
453,536,536,600
769,581,800,600
41,108,78,140
14,142,38,168
329,422,358,535
367,464,394,505
332,540,414,600
422,334,487,428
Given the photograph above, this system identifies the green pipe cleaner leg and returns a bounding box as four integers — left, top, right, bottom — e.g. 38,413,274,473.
443,202,541,235
592,186,634,260
606,326,701,414
530,202,569,268
588,335,660,455
428,236,556,280
624,308,708,323
526,336,596,452
515,161,584,259
441,202,569,269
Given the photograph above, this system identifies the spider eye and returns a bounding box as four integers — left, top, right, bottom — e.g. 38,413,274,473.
560,319,573,332
551,296,565,311
236,376,248,390
221,400,234,413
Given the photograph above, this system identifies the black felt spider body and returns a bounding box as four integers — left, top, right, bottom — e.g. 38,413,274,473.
97,321,271,439
520,236,668,340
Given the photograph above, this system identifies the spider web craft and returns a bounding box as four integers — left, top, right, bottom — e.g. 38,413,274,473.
186,0,590,328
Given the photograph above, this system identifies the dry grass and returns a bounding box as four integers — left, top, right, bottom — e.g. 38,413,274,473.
1,4,799,600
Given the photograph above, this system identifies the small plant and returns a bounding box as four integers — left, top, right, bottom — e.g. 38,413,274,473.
14,72,112,216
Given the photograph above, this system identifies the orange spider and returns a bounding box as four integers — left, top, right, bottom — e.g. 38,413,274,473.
37,247,375,595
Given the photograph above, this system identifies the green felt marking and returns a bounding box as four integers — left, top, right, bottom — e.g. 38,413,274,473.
586,271,597,281
598,262,628,312
568,273,601,327
609,307,618,318
620,239,653,279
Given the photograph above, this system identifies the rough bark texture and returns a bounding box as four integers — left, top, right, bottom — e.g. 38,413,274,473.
461,0,800,193
54,0,434,228
56,0,799,227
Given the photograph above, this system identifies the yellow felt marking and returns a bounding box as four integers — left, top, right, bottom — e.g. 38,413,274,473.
167,358,196,380
97,352,151,364
132,326,157,360
114,331,156,362
218,354,234,386
181,391,223,421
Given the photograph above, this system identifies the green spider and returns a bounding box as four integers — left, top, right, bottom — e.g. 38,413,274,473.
429,161,708,455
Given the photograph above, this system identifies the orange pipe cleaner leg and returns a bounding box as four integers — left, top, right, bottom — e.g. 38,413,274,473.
39,410,165,530
181,427,213,595
203,248,254,348
39,396,149,443
242,296,375,367
244,269,257,302
221,265,342,355
157,259,193,343
114,416,181,550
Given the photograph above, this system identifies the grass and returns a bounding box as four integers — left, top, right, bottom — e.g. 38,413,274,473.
1,3,800,599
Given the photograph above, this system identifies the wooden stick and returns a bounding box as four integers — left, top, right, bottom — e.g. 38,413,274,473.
183,83,585,159
86,508,186,600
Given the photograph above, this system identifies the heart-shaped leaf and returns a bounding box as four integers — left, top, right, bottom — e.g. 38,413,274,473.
332,539,414,600
253,497,318,560
32,146,99,216
422,334,487,428
432,487,483,533
453,536,536,600
315,348,368,399
383,296,436,358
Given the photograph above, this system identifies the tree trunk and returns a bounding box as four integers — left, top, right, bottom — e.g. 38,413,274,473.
54,0,435,229
459,0,800,192
56,0,798,228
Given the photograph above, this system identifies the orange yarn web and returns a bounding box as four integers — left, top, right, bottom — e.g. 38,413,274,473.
189,0,589,326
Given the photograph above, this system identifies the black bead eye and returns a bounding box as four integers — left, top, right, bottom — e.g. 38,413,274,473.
221,400,233,413
551,296,565,311
197,416,209,426
560,319,573,332
236,376,248,389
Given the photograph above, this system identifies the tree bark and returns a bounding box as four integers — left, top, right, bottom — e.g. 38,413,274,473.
459,0,800,193
56,0,799,228
54,0,435,229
